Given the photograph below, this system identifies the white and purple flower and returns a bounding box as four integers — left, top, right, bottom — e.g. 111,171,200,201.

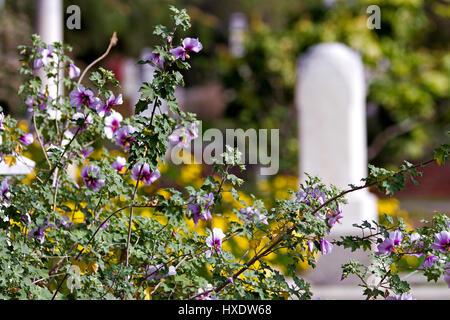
376,230,403,255
19,133,34,146
28,217,53,244
69,86,98,110
33,46,54,70
444,263,450,288
97,93,123,117
131,163,160,186
170,37,203,61
168,122,198,148
430,230,449,253
307,240,314,253
320,238,333,255
205,227,226,258
0,112,4,130
385,292,415,300
111,156,126,173
115,125,137,151
20,212,31,225
145,264,176,281
142,52,165,69
195,283,215,300
187,192,214,227
419,255,439,269
80,164,105,192
297,188,326,207
71,112,94,134
68,62,81,79
326,205,343,228
81,146,94,158
239,206,268,225
104,111,123,139
1,178,10,202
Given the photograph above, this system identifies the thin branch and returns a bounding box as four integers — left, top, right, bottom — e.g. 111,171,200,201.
33,111,51,167
78,32,118,85
191,158,436,299
368,117,420,160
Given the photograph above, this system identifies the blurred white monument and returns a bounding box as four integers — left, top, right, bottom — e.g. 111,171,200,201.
0,1,62,177
296,43,377,286
35,0,65,182
36,0,63,97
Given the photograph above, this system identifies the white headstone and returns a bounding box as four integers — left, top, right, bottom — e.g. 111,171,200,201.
296,42,377,235
296,43,377,286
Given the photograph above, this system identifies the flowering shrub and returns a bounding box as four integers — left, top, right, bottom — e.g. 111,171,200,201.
0,7,449,300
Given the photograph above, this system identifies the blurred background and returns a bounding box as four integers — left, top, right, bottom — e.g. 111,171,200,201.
0,0,449,298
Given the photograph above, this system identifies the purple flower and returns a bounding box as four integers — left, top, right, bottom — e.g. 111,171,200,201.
68,62,80,79
205,228,226,258
101,219,110,230
104,111,123,139
25,91,52,111
326,206,343,228
115,125,136,151
170,37,203,61
409,233,421,243
80,164,105,192
430,231,450,253
444,263,450,288
142,52,165,69
419,255,439,269
57,215,73,230
377,230,403,255
1,178,9,202
146,264,176,280
33,46,53,70
21,213,31,225
390,230,403,246
196,283,215,300
386,292,415,300
81,146,94,158
29,227,46,244
69,86,97,110
71,112,94,133
97,93,123,117
168,122,198,148
19,133,34,146
0,112,4,130
131,163,160,186
239,206,268,225
28,217,52,244
297,188,326,207
111,156,126,173
187,192,215,227
307,241,314,253
320,238,333,255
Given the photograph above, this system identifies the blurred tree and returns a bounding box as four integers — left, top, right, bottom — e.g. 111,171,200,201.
215,0,450,172
1,0,448,173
